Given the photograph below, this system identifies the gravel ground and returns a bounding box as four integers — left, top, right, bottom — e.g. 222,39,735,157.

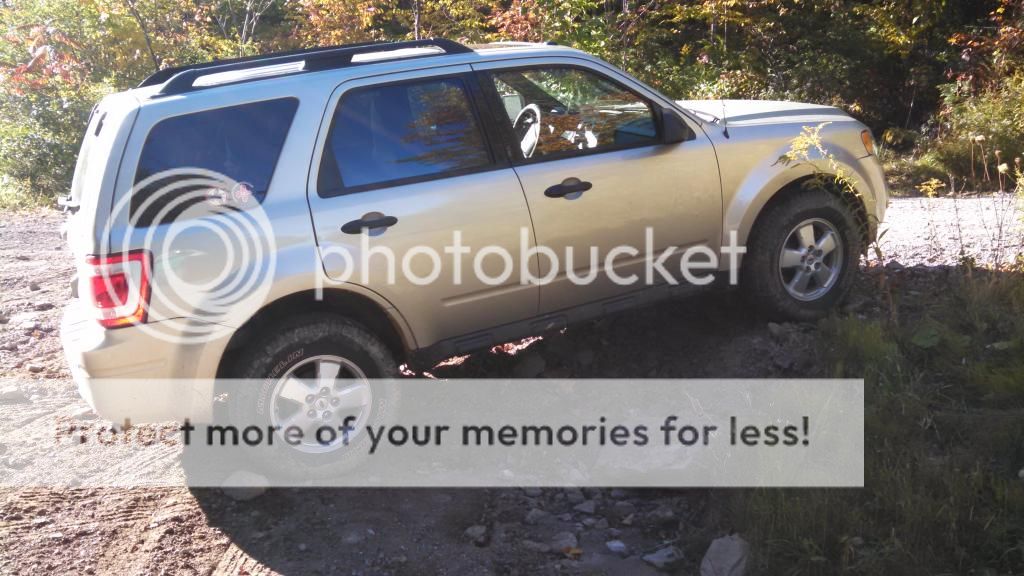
876,194,1024,267
0,194,1020,575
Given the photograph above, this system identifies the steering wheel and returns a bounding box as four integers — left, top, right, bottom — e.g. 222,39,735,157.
576,106,601,149
512,104,542,159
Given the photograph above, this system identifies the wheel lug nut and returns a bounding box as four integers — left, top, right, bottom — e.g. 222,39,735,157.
323,410,332,421
319,387,330,396
305,394,315,404
307,409,317,419
330,397,340,406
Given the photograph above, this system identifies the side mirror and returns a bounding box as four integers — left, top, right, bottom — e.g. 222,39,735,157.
661,107,694,144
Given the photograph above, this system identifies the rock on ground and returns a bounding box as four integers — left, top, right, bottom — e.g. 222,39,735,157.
549,531,578,552
0,385,29,403
701,534,750,576
605,539,629,557
642,544,684,570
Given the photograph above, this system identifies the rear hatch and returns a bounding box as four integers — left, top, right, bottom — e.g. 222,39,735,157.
63,90,141,259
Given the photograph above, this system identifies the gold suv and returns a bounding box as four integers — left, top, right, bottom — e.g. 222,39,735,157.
61,39,886,433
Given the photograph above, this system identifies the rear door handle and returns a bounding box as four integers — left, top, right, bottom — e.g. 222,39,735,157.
544,178,592,198
341,214,398,234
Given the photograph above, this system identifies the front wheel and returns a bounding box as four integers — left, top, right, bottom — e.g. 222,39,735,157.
741,190,863,321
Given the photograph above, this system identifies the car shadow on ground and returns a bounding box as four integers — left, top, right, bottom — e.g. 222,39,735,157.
182,285,832,574
190,487,498,574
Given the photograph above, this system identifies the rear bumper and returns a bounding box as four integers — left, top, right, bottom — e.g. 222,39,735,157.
60,302,228,423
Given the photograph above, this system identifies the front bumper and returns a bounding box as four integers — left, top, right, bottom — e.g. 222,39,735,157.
60,302,228,423
857,154,889,237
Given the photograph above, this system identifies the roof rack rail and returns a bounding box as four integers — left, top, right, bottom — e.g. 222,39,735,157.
137,39,381,88
473,40,559,48
141,38,474,97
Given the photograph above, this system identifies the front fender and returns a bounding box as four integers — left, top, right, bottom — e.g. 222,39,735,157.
722,130,883,251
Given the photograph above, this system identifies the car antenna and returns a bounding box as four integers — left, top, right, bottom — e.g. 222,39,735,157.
720,98,730,138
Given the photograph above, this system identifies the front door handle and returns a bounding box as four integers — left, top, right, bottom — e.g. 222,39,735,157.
544,178,592,198
341,214,398,234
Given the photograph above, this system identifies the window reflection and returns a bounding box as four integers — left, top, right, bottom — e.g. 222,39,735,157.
489,68,656,159
319,78,491,193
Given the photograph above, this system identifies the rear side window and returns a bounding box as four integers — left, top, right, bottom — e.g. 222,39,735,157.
317,77,491,196
132,98,297,224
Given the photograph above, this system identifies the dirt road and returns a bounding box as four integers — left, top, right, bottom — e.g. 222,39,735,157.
1,194,1020,575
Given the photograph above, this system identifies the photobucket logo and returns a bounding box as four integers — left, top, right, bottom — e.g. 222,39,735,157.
94,168,276,345
317,228,745,293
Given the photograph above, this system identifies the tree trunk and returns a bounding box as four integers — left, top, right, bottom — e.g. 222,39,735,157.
123,0,160,72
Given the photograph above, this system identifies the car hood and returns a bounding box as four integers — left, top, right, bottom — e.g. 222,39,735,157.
676,99,849,126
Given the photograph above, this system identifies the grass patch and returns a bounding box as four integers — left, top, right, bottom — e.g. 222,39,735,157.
726,270,1024,575
0,178,52,211
882,152,948,197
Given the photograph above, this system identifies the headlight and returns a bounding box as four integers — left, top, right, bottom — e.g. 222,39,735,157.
860,130,876,156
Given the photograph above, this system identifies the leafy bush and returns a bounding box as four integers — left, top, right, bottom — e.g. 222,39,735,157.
0,0,1019,203
931,74,1024,187
0,0,290,205
0,79,111,205
882,151,948,194
880,127,918,152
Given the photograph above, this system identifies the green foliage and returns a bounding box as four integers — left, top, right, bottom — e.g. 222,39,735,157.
0,0,281,201
730,270,1024,575
0,177,52,210
0,0,123,202
819,317,900,378
880,127,918,152
882,151,947,195
0,0,1020,201
0,78,110,203
930,74,1024,186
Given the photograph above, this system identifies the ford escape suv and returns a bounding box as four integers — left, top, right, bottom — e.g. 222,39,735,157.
61,39,887,433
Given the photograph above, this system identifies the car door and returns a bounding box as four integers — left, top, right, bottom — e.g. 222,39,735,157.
472,59,722,314
307,66,539,350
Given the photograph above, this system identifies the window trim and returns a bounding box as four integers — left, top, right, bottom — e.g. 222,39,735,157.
316,73,505,198
475,63,669,167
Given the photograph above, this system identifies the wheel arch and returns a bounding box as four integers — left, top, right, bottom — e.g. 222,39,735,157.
722,129,881,253
746,174,871,251
215,288,413,379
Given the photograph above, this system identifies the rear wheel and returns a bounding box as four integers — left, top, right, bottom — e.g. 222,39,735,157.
742,190,862,321
265,354,373,454
226,313,399,477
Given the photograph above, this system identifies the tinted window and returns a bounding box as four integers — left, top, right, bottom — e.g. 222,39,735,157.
318,77,491,195
132,98,297,223
487,67,657,160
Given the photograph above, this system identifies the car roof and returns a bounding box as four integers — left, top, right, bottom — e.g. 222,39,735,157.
128,40,586,101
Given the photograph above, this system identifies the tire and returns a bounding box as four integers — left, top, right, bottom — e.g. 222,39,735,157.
741,190,862,321
224,313,399,479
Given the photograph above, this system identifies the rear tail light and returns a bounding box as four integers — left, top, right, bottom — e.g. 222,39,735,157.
83,251,151,328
